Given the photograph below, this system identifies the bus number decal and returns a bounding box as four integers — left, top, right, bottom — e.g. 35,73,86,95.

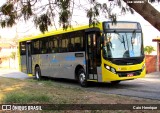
75,53,84,57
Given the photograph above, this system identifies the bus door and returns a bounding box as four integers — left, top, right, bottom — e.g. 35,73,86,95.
86,32,99,80
26,41,32,74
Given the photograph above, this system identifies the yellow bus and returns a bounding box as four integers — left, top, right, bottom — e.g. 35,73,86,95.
19,21,146,87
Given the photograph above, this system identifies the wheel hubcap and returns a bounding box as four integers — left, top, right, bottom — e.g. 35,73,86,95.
36,71,39,79
80,73,85,83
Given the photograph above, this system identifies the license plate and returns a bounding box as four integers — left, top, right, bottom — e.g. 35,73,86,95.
127,73,134,77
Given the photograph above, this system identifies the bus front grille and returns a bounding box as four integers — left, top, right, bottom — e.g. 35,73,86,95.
117,69,142,77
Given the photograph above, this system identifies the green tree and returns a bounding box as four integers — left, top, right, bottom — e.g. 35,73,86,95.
123,0,160,32
144,46,155,55
10,52,16,60
0,0,159,33
10,51,16,68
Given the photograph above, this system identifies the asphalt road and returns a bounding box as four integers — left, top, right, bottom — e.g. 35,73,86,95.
0,68,160,100
88,74,160,100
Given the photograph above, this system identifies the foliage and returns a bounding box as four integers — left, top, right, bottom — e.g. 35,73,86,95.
10,52,16,59
0,3,17,27
144,46,155,55
21,1,33,21
34,14,52,33
0,0,159,33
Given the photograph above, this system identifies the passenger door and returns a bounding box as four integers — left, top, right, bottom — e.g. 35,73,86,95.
26,42,32,74
85,29,101,80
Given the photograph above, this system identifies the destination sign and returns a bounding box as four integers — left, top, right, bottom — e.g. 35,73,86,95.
104,22,141,30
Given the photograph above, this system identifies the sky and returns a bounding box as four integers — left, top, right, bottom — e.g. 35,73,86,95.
0,0,160,51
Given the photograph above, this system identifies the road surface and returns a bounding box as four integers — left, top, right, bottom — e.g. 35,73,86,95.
0,68,29,79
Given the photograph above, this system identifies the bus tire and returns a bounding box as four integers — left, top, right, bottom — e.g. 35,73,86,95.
111,81,121,85
35,67,41,80
78,69,88,87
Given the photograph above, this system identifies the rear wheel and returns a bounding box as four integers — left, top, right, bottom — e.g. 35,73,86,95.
78,69,88,87
35,67,41,80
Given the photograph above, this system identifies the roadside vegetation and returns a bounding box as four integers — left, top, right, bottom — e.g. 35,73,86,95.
0,77,160,113
144,45,155,55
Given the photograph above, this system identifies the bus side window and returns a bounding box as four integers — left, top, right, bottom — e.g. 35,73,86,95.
48,37,53,53
75,43,81,51
59,38,62,53
20,42,26,55
40,38,48,54
62,38,67,52
71,37,75,52
74,36,83,51
68,42,74,52
53,39,58,53
33,40,40,54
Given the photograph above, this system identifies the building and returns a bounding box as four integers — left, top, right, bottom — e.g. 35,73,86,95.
152,37,160,72
0,41,17,68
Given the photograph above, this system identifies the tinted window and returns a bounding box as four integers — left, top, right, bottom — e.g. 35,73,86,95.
20,42,26,55
58,32,84,53
62,38,68,52
32,40,40,54
31,30,85,54
40,38,48,54
48,37,58,53
72,31,84,52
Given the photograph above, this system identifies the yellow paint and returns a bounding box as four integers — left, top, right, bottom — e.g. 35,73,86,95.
18,23,103,42
101,58,146,82
18,43,21,71
28,74,33,77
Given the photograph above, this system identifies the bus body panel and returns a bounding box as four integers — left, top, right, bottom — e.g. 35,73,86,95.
101,58,146,82
97,66,103,82
32,52,86,79
20,55,27,73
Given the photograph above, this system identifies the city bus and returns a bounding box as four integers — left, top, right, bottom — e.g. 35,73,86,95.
18,21,146,87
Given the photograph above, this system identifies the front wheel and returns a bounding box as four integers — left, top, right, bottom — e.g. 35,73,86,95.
78,69,88,87
111,81,121,85
35,67,41,80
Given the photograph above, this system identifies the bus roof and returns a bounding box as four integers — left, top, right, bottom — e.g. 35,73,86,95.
18,22,103,42
18,21,141,42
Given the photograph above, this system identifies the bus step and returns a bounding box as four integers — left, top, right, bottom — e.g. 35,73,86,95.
89,74,98,80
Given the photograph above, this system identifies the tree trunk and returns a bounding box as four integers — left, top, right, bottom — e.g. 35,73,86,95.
123,0,160,31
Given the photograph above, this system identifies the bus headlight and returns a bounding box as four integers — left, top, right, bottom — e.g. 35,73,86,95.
142,64,145,71
111,67,116,74
104,64,116,74
105,65,110,70
104,64,110,70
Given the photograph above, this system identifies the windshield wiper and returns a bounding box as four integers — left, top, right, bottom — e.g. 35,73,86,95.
115,32,126,50
122,35,126,50
131,30,136,50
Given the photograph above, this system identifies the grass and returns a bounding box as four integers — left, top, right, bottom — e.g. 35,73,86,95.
2,92,51,104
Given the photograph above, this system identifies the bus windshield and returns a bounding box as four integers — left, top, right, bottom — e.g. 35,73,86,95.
103,32,143,59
